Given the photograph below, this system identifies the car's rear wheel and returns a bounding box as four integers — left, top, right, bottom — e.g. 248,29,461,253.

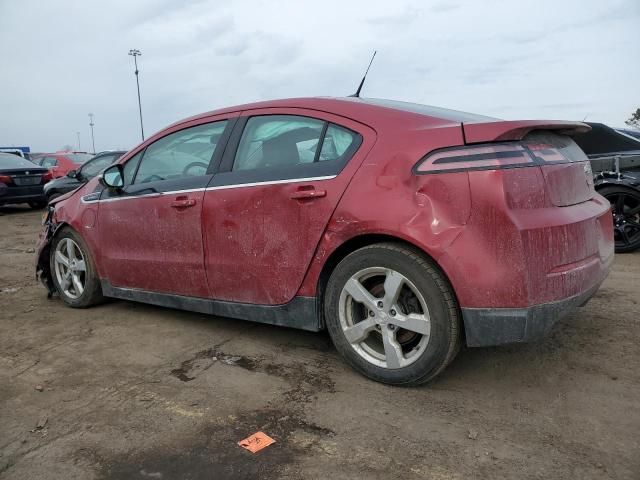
598,185,640,253
324,243,461,386
50,228,104,308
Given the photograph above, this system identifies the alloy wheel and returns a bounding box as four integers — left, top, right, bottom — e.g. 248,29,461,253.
338,267,431,369
53,238,87,299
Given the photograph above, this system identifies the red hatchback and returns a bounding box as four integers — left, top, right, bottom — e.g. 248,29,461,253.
36,98,614,385
38,152,93,178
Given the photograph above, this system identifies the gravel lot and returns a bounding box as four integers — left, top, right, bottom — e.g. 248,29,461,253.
1,205,639,480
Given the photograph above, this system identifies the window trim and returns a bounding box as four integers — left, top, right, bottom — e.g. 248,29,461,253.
214,114,363,186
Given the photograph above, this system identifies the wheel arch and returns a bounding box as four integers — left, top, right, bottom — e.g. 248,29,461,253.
314,233,461,331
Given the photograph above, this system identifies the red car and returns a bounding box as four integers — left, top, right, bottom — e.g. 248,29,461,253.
37,152,93,178
35,98,614,385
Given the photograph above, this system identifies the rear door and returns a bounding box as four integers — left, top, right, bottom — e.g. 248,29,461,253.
202,108,375,305
97,115,236,297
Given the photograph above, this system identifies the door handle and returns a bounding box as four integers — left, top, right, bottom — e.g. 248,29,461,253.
170,197,196,208
290,187,327,200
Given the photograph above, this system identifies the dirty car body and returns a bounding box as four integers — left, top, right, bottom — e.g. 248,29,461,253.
36,97,614,385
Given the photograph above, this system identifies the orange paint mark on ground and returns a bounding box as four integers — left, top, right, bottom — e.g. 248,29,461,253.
238,431,276,453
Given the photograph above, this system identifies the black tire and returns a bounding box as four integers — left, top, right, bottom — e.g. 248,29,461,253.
49,227,104,308
28,201,47,209
597,185,640,253
324,243,461,386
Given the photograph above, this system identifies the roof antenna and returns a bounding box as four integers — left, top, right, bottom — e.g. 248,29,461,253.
349,50,377,98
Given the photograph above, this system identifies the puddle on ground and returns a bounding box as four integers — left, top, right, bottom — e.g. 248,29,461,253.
170,347,258,382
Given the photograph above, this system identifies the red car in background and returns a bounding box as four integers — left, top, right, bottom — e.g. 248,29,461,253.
36,152,93,178
35,97,614,386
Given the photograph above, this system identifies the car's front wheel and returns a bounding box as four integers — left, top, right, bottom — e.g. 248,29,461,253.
50,228,104,308
324,243,461,386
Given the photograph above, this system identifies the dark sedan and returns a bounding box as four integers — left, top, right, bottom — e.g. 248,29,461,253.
44,151,125,202
0,153,51,208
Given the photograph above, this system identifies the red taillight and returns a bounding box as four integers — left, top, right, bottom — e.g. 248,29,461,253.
525,142,570,163
42,171,53,183
0,175,12,185
414,136,585,175
414,143,535,174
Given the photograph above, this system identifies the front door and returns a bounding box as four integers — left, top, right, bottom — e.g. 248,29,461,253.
202,109,375,305
97,116,234,297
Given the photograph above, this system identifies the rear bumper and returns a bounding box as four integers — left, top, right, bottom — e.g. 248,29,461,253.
462,278,605,347
0,185,46,205
0,193,46,205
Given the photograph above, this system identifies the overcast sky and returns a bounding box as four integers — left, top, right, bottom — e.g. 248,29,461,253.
1,0,638,153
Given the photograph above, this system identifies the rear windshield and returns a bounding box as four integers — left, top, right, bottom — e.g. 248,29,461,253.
0,153,38,169
523,131,588,164
357,98,497,123
67,153,93,164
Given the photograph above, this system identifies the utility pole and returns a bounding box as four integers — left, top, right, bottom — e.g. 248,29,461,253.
76,131,81,151
88,113,96,153
128,49,145,141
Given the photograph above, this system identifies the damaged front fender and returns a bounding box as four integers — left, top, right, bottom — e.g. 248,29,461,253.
35,207,63,297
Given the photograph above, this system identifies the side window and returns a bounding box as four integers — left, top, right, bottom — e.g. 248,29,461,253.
123,151,143,186
41,157,58,168
233,116,324,171
133,121,227,184
319,124,358,162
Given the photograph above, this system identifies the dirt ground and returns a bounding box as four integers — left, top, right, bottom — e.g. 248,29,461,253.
0,204,638,480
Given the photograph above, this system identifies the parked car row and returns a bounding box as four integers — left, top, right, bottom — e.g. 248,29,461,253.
0,150,124,207
31,152,94,178
44,151,125,201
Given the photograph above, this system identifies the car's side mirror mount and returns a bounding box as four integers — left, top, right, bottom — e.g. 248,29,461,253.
100,164,124,189
67,169,77,178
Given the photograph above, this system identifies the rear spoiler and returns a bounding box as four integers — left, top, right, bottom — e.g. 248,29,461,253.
462,120,590,144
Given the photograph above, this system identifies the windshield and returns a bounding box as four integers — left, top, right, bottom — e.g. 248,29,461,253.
0,153,38,169
80,153,122,178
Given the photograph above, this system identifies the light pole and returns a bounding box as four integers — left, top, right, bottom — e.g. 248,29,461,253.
128,49,145,141
88,113,96,153
76,131,81,151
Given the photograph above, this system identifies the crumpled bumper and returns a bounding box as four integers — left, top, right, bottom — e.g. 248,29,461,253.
35,207,57,297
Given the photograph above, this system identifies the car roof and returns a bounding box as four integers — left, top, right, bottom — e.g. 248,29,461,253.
170,97,497,131
92,150,126,157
